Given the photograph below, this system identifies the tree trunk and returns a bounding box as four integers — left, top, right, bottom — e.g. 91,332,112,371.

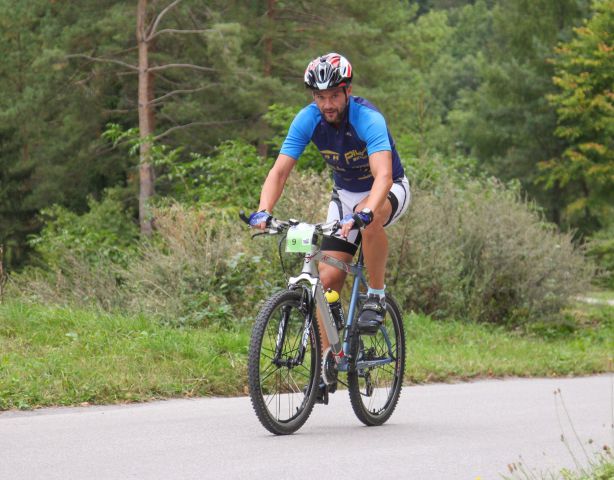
258,0,275,159
137,0,155,236
263,0,275,77
0,245,5,302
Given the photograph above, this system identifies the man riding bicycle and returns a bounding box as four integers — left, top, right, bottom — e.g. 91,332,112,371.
250,52,410,347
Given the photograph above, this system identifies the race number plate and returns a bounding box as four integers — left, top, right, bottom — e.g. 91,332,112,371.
285,224,316,253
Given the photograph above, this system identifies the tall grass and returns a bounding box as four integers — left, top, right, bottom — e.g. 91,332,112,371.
7,171,595,326
121,205,248,326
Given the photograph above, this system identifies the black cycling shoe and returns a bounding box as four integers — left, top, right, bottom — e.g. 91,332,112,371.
357,294,386,335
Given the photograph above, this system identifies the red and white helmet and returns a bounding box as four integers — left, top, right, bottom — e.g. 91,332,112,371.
304,53,353,90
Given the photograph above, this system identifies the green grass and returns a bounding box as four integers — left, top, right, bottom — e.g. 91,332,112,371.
0,302,249,409
0,299,612,410
406,307,613,382
566,456,614,480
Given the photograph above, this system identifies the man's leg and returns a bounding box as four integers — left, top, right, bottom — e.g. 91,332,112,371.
353,197,393,332
317,251,352,352
356,198,392,289
310,250,352,404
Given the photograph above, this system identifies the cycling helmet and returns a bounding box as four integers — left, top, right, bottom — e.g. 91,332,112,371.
304,53,352,90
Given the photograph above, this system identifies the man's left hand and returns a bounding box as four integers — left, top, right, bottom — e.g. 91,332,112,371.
339,209,373,238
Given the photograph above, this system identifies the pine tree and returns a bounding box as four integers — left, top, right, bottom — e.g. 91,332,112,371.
541,0,614,232
0,0,133,268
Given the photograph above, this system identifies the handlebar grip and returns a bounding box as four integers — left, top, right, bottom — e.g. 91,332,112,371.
239,211,251,225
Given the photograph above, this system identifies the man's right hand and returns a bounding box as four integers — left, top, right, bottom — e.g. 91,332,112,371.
248,210,272,230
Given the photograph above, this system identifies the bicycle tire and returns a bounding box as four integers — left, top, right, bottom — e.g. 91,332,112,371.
347,294,406,426
247,289,322,435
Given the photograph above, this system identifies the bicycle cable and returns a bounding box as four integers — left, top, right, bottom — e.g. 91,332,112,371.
250,232,268,239
277,233,288,277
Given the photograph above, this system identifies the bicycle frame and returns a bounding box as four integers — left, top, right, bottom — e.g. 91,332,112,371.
287,242,396,374
244,211,406,433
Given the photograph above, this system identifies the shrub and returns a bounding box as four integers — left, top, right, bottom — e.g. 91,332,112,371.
7,169,329,325
29,189,138,269
8,191,138,309
113,205,240,326
387,178,594,323
275,169,332,222
397,142,482,191
7,165,593,326
143,169,330,321
256,165,592,325
118,170,332,326
9,200,268,326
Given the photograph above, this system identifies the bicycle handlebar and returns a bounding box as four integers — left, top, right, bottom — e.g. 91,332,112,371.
239,210,342,237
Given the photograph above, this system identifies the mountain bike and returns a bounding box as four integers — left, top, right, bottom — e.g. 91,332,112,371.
240,213,406,435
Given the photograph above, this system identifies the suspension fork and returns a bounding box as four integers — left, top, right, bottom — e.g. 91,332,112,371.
273,304,291,365
297,286,316,365
274,285,314,367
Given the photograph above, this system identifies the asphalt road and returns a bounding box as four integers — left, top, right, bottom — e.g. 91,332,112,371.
1,375,612,480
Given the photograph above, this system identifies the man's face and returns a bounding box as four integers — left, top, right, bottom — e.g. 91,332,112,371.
312,86,351,125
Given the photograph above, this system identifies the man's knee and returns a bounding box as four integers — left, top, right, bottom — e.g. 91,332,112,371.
320,265,344,288
319,255,350,291
362,213,388,240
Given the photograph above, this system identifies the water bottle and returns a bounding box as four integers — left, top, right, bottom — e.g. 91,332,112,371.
324,288,345,330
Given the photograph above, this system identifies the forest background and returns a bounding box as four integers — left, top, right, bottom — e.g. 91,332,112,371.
0,0,613,422
0,0,612,324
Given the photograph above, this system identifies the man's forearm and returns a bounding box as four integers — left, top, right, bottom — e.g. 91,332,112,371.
258,169,285,212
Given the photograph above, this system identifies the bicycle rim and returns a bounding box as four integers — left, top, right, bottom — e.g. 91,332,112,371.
348,294,406,426
247,289,321,435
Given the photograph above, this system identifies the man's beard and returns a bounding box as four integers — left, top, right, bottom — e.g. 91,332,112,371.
322,106,346,125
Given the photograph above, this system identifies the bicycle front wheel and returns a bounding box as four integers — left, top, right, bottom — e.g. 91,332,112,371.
348,294,406,426
247,289,322,435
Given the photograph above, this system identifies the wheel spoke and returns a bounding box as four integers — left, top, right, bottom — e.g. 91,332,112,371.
259,363,280,385
347,296,405,426
248,290,320,434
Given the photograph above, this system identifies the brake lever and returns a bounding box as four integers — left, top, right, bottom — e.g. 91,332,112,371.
320,220,341,236
239,210,251,225
251,227,283,238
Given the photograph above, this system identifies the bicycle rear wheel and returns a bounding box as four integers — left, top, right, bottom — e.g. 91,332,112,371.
247,289,322,435
347,294,406,426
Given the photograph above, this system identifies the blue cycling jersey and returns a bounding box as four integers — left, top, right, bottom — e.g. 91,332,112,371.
280,96,404,192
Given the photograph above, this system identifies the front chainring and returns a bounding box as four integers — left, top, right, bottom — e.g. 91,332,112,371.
321,347,338,391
